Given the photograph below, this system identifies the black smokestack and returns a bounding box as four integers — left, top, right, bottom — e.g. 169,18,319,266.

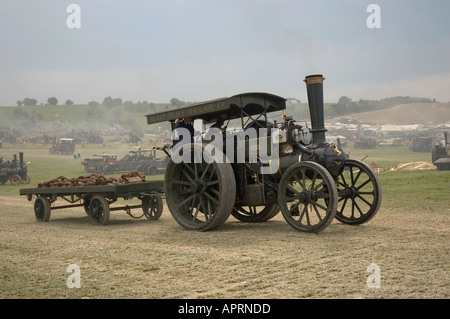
304,74,327,147
19,152,24,169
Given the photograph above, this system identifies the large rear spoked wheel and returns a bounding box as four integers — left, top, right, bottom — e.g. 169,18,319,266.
164,144,236,231
335,159,382,225
278,161,337,233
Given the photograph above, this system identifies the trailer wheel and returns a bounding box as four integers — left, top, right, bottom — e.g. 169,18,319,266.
34,196,51,222
278,161,337,233
83,195,92,215
164,144,236,231
88,195,110,225
335,159,382,225
9,174,21,185
142,196,163,220
232,204,279,223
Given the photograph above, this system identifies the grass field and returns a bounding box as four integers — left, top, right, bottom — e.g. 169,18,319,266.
0,143,448,299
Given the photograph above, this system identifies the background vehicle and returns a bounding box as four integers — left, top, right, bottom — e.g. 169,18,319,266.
49,138,76,155
102,148,169,175
81,153,118,173
432,131,450,170
410,135,433,153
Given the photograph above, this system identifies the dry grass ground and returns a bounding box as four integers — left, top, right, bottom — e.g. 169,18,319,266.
0,145,449,299
0,194,448,299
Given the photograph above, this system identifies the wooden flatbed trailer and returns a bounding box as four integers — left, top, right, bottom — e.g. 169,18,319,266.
19,181,165,225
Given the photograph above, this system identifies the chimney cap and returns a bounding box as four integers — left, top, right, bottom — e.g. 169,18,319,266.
304,74,325,84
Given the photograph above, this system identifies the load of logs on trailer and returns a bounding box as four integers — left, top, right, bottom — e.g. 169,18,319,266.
37,171,146,188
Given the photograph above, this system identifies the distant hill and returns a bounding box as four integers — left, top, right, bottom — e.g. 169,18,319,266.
1,101,449,136
0,103,172,135
332,103,450,125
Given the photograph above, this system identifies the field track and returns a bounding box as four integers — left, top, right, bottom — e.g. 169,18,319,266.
0,145,448,299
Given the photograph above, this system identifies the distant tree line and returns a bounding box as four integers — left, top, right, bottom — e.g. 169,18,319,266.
15,96,189,109
14,95,189,121
17,97,74,106
85,96,188,118
86,97,160,118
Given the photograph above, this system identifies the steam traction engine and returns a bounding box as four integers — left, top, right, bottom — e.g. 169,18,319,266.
146,74,382,233
0,152,30,185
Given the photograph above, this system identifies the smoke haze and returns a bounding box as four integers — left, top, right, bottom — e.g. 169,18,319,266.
0,0,449,106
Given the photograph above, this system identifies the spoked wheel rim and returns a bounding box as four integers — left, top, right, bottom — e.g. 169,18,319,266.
336,159,382,225
142,196,163,220
21,175,31,184
9,174,21,185
164,144,236,231
278,161,337,233
232,204,280,223
88,195,110,225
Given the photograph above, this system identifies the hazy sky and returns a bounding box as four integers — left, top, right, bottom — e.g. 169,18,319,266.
1,0,449,106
